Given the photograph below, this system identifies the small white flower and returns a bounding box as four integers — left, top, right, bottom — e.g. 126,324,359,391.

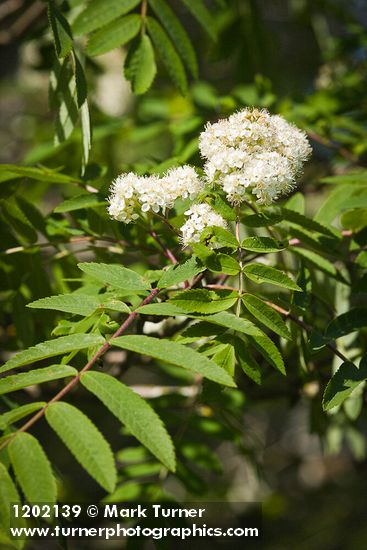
199,108,311,204
180,203,227,247
108,165,205,223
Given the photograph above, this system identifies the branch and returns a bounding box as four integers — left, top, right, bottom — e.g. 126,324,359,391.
149,230,191,288
149,230,178,265
235,205,244,316
0,288,160,451
265,300,350,363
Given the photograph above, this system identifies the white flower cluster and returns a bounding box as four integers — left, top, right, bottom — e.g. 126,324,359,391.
180,204,227,247
199,108,311,204
108,166,204,223
108,109,312,245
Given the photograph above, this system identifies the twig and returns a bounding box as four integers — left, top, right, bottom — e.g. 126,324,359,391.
149,230,190,288
235,205,244,316
0,288,160,451
265,300,350,363
152,212,180,235
204,284,237,291
2,235,130,255
149,230,178,265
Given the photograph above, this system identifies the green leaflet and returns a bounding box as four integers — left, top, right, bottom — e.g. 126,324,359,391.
50,57,78,145
72,0,140,35
54,193,105,213
247,331,286,375
235,337,262,385
341,208,367,232
0,402,46,430
326,308,367,340
242,210,283,227
9,433,57,504
209,195,237,221
242,294,292,340
0,334,105,374
323,357,367,411
205,253,240,275
241,236,286,253
0,365,76,395
158,256,205,288
74,53,88,107
170,289,238,313
212,344,236,376
201,226,238,249
292,248,341,279
125,34,157,94
0,164,78,184
86,15,141,57
320,171,367,185
147,17,188,95
149,0,198,78
27,293,102,316
138,305,261,337
78,262,151,292
281,207,336,237
180,0,217,40
138,302,189,317
27,293,130,316
48,2,73,58
356,251,367,268
81,371,176,471
315,184,367,224
196,311,261,337
243,263,302,291
112,335,236,387
0,463,26,547
45,402,117,493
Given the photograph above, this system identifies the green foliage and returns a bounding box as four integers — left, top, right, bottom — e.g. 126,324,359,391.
242,294,292,340
81,372,176,471
323,358,367,411
113,335,236,386
86,15,141,57
48,2,73,58
0,365,76,395
0,404,46,431
0,463,25,549
170,289,238,313
149,0,198,78
124,34,157,94
147,17,188,95
8,433,57,504
45,402,117,492
28,293,130,316
243,263,302,291
241,236,286,253
72,0,141,35
180,0,217,41
0,334,105,374
158,256,205,288
78,262,150,292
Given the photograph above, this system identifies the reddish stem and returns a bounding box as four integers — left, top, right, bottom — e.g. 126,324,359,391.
0,288,159,451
